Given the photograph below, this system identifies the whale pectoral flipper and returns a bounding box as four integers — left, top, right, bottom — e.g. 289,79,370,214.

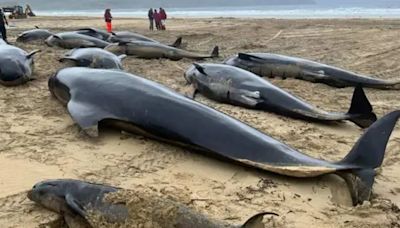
65,194,86,218
64,213,91,228
67,100,106,137
26,49,41,59
183,85,198,99
228,88,261,107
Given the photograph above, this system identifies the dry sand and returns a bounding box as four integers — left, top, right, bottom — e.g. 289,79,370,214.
0,17,399,227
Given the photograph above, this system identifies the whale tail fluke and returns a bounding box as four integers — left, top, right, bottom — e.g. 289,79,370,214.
347,86,377,128
171,37,182,48
211,46,219,58
338,110,400,205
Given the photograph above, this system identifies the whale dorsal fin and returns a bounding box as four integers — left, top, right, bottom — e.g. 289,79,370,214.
193,63,207,76
35,25,40,29
52,34,62,40
241,212,279,228
238,53,263,61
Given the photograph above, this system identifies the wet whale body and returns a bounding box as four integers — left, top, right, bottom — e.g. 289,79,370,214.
28,179,274,228
108,31,161,43
224,53,400,90
16,28,53,43
48,67,400,205
28,179,128,227
0,43,40,86
74,27,113,41
185,63,377,128
45,32,110,49
105,41,218,60
77,29,183,48
60,48,126,70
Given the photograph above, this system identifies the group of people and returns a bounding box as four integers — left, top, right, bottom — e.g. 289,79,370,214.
148,8,167,31
103,8,168,33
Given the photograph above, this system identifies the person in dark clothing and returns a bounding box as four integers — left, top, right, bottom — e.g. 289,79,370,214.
0,9,8,42
153,9,161,30
148,8,154,31
104,9,113,33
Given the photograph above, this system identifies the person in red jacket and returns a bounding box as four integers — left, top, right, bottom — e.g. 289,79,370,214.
153,9,161,30
104,9,113,33
159,7,167,30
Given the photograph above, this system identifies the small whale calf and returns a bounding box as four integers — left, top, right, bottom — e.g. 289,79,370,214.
28,179,276,227
224,53,400,90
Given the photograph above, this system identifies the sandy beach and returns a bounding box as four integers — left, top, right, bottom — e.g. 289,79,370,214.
0,16,399,227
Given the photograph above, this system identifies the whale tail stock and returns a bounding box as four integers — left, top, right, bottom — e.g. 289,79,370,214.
337,110,400,205
347,85,377,128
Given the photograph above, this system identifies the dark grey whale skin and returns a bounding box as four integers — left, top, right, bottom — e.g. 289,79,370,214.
28,179,275,228
184,63,377,128
0,43,40,86
48,67,400,205
60,48,125,70
16,28,53,43
27,179,128,227
45,32,110,49
224,53,400,90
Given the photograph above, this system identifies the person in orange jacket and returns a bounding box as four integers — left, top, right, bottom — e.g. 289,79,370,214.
104,9,113,33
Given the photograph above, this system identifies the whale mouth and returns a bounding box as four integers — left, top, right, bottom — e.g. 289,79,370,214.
26,190,33,200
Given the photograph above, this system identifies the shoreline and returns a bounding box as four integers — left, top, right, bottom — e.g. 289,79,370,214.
9,15,400,21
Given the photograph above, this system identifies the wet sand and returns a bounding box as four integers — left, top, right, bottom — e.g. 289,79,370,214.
0,17,399,227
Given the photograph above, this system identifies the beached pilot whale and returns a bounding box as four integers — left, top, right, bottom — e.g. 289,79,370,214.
185,63,377,128
105,41,218,61
16,26,53,43
48,67,400,205
79,29,183,48
28,179,276,228
60,48,126,70
224,53,400,90
74,27,112,41
0,43,40,86
45,32,110,49
108,31,183,48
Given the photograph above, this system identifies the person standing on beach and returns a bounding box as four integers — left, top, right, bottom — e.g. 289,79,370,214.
153,9,161,30
0,9,8,42
148,8,154,30
159,7,167,30
104,9,113,33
